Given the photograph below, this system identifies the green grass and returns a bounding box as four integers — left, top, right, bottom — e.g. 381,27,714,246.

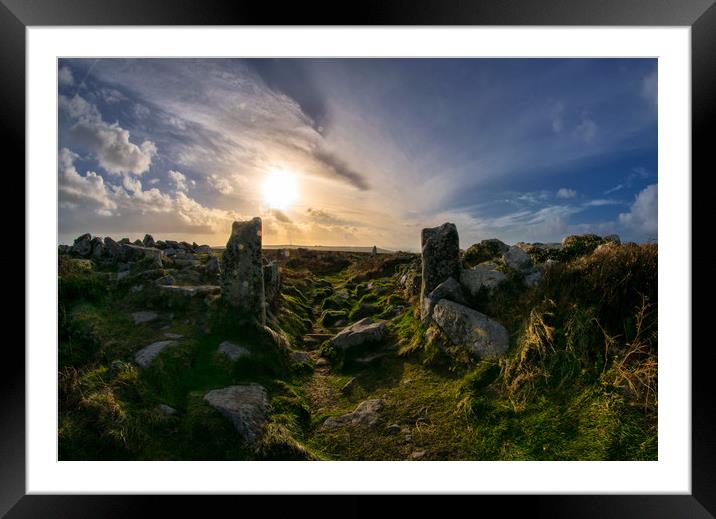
58,244,657,461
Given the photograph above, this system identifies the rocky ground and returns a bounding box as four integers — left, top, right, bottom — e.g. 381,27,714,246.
58,225,658,461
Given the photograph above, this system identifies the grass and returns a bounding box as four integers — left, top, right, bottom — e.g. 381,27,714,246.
58,243,657,461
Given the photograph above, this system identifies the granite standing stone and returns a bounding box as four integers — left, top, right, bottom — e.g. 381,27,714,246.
220,218,266,324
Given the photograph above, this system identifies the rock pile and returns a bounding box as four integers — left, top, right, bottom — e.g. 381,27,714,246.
419,223,510,359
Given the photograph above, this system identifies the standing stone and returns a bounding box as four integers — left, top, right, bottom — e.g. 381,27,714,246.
221,218,266,325
263,260,281,309
420,223,460,320
90,237,105,259
143,234,156,248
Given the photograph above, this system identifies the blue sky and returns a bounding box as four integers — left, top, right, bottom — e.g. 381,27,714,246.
58,58,657,250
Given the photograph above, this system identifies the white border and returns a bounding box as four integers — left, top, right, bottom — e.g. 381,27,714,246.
27,27,691,494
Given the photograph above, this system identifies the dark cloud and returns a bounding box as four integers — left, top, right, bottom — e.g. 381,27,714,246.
247,59,328,131
313,149,370,191
271,209,293,224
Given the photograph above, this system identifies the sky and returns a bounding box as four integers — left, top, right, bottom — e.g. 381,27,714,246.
57,58,658,250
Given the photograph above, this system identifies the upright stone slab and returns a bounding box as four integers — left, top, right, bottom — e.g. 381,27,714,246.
221,218,266,324
263,260,281,309
420,222,460,320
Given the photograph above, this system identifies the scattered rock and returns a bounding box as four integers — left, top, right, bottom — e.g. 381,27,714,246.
221,218,266,324
157,404,177,416
134,340,178,368
130,284,144,293
316,358,330,367
132,311,158,325
164,332,183,339
459,262,507,297
90,237,105,259
217,340,251,361
340,377,357,395
603,234,621,245
386,424,401,434
323,399,384,429
290,351,312,364
203,384,270,445
117,270,130,281
143,234,156,248
156,274,175,286
420,222,461,319
158,285,221,298
196,245,213,254
502,245,533,271
410,450,426,460
421,276,466,320
206,255,220,278
119,243,164,268
432,299,509,358
331,317,387,352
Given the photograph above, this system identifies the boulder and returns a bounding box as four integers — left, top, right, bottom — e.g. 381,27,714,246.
71,233,93,257
164,240,179,249
420,223,460,319
421,276,466,321
58,244,71,254
143,234,156,248
217,340,251,361
331,317,387,352
431,299,509,358
104,236,120,259
221,218,266,324
158,285,221,299
323,399,384,429
133,239,143,246
502,245,533,271
90,237,105,259
196,244,213,254
180,241,193,250
155,240,167,250
603,234,621,245
155,274,175,286
459,262,507,297
157,404,178,416
524,270,542,287
463,238,509,267
203,384,270,445
134,340,178,368
263,260,281,308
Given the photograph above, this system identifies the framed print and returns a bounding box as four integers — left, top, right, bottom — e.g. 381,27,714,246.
2,0,714,516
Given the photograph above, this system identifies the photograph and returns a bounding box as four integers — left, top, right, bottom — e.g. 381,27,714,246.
56,57,659,462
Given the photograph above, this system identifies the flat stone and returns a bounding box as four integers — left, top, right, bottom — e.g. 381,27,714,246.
134,340,178,368
331,317,387,352
323,399,384,429
164,332,184,339
217,340,251,361
203,384,270,445
132,311,158,325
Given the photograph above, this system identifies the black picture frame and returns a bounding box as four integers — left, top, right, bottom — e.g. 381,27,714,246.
2,0,713,516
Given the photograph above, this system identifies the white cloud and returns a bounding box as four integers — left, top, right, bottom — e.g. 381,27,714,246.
60,94,157,176
556,188,577,199
575,117,598,142
583,199,621,207
148,178,160,185
619,184,658,236
58,148,117,215
168,170,188,191
208,173,234,195
642,69,657,108
58,65,74,86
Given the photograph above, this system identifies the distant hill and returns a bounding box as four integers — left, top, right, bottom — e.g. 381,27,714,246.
214,244,396,254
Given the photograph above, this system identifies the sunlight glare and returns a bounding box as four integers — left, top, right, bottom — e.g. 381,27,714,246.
262,170,299,210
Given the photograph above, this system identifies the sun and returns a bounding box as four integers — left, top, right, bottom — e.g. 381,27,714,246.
261,170,299,210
